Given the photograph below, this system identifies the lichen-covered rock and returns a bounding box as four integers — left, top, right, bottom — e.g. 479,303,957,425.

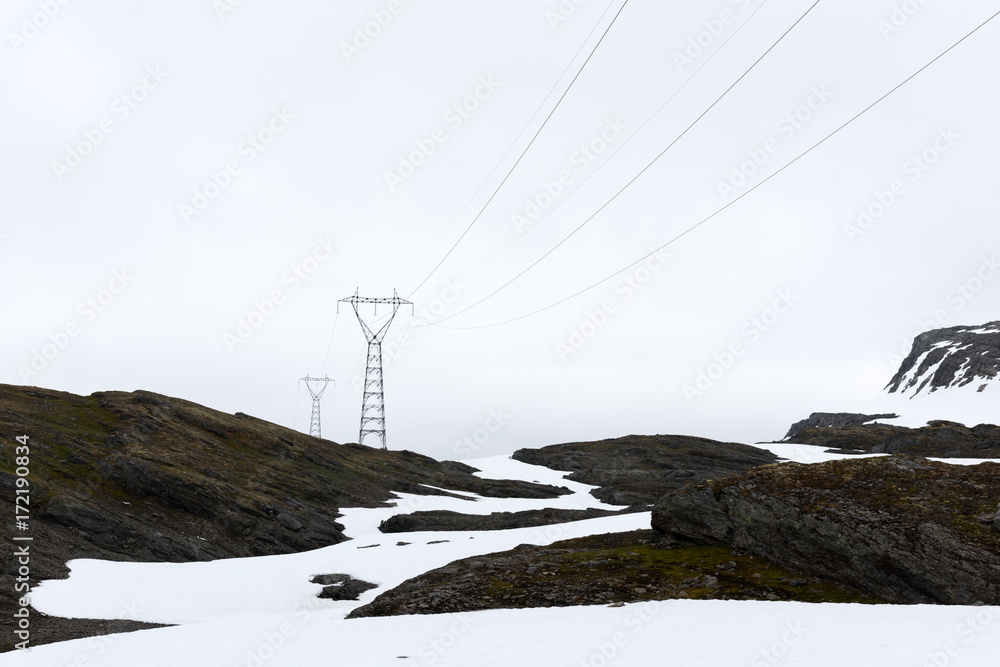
652,455,1000,605
783,412,899,440
512,434,777,506
782,420,1000,458
347,530,878,618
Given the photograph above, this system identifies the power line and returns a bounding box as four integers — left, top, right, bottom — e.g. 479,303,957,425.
366,0,625,292
408,0,773,297
406,0,632,298
428,7,1000,330
425,0,823,325
321,310,340,375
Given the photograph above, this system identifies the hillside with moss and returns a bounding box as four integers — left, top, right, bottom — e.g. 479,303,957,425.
348,530,882,618
652,455,1000,605
0,384,567,648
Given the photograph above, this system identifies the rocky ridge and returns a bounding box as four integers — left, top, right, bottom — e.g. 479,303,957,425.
511,434,778,505
784,412,899,440
378,507,632,533
0,384,567,649
886,322,1000,396
782,415,1000,458
348,530,879,618
651,455,1000,605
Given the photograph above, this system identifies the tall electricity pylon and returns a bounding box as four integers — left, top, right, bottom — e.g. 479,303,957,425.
300,375,333,438
338,289,412,449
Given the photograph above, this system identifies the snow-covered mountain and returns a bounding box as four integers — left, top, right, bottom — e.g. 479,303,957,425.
886,322,1000,397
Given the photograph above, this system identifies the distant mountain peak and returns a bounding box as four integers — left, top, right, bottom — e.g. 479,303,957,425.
886,322,1000,397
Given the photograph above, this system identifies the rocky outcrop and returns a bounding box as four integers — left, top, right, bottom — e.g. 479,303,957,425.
887,322,1000,396
378,507,629,533
512,434,778,505
652,456,1000,605
784,412,898,440
0,383,568,649
347,530,877,618
310,574,378,600
783,420,1000,458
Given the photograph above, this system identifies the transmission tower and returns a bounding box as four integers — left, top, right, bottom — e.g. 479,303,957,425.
299,375,334,438
338,289,413,449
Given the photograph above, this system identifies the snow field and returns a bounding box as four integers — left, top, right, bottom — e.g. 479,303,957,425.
10,454,1000,666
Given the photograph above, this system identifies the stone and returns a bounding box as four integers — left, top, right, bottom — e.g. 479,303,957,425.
276,512,303,531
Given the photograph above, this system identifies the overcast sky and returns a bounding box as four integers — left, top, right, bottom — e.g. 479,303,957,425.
3,0,999,461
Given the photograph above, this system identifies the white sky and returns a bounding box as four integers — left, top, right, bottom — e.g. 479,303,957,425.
2,0,999,461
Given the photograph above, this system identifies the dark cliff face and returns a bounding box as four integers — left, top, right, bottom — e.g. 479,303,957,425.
651,455,1000,605
886,322,1000,396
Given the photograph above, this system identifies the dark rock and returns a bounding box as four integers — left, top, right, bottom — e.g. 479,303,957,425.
347,530,877,618
40,496,119,534
378,507,628,533
782,421,1000,458
276,512,303,531
512,434,778,506
652,455,1000,605
887,322,1000,396
784,412,898,440
316,576,378,600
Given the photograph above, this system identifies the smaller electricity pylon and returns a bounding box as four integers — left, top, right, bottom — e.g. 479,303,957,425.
338,289,413,449
299,375,334,438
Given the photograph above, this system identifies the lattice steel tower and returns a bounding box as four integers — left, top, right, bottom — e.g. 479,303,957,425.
299,375,333,438
338,289,413,449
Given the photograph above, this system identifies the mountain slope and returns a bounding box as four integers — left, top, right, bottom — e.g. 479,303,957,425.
0,384,567,648
887,322,1000,396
